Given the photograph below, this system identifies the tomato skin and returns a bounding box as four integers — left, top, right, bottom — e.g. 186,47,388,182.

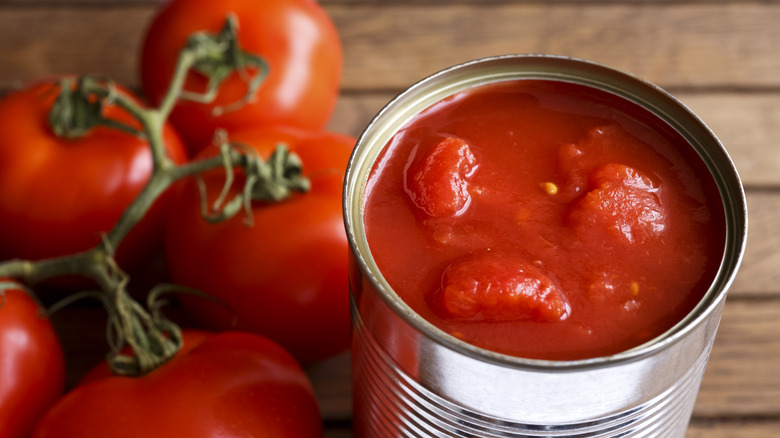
0,281,66,438
0,79,187,271
140,0,343,153
164,126,354,363
32,331,322,438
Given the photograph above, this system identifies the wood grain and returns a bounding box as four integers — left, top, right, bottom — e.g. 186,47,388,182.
3,0,777,435
327,92,780,297
327,92,780,188
732,191,780,296
323,421,780,438
50,295,780,422
324,421,780,438
0,8,151,89
4,0,763,4
335,4,780,90
695,299,780,417
1,4,779,90
682,94,780,188
320,296,780,420
687,421,780,438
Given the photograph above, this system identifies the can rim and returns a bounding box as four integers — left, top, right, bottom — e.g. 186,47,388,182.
343,54,748,372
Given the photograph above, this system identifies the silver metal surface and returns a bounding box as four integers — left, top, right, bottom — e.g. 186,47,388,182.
344,54,748,437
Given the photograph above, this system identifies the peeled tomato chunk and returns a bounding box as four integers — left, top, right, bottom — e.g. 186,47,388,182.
405,137,478,217
437,254,569,323
569,163,666,244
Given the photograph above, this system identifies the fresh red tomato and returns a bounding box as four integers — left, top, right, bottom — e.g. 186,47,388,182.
164,126,354,363
140,0,343,153
32,330,322,438
0,79,187,271
0,280,65,438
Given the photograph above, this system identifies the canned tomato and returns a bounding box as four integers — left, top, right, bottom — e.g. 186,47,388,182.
343,55,747,437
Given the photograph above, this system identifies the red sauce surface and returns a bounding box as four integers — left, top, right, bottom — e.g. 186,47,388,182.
363,80,725,360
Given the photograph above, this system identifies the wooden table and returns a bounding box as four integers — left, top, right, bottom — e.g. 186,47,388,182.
1,1,778,437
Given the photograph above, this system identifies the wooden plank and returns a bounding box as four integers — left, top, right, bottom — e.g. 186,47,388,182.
325,93,388,139
2,0,163,4
327,92,780,188
43,213,780,420
334,4,780,90
682,93,780,188
311,297,780,421
324,420,780,438
2,0,771,6
732,191,780,296
35,294,780,438
323,428,352,438
310,299,780,421
1,4,779,90
694,299,780,417
0,8,152,90
687,421,780,438
50,297,780,421
329,96,780,296
307,351,352,421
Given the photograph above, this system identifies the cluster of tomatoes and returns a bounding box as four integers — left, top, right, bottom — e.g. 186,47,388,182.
0,0,353,436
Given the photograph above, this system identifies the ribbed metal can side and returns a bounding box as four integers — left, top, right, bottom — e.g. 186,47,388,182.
350,277,722,438
344,54,747,438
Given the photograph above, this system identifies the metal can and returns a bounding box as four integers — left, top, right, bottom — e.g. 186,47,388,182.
343,54,747,437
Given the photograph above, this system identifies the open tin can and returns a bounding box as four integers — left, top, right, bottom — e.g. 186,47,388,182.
343,55,747,437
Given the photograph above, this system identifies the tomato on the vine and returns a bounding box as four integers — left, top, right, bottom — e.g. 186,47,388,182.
164,126,354,363
0,280,65,438
140,0,343,153
0,79,187,271
32,330,322,437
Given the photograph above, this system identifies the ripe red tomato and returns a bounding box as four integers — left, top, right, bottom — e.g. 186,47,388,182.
140,0,343,153
0,79,187,271
164,126,354,363
0,280,66,438
32,330,322,437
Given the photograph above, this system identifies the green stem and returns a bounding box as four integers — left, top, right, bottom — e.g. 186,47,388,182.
158,49,198,120
105,172,174,252
0,252,93,285
0,13,291,376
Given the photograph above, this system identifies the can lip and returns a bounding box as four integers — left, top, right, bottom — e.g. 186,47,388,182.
343,53,749,372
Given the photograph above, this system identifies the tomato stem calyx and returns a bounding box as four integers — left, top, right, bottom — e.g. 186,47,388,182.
199,133,311,226
179,12,270,117
49,77,144,140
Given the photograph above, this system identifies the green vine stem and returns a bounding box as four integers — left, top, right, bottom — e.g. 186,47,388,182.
0,14,305,376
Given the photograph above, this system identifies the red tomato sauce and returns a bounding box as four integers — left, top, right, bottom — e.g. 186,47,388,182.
362,80,725,360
